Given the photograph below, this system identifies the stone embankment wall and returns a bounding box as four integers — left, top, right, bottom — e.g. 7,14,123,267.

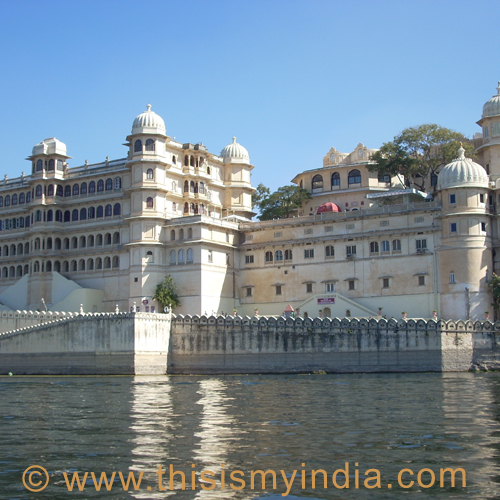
0,310,74,334
0,312,170,375
169,315,500,374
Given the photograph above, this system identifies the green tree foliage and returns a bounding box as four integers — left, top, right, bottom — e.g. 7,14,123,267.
252,183,271,211
258,185,311,220
488,273,500,318
152,276,180,312
367,124,475,191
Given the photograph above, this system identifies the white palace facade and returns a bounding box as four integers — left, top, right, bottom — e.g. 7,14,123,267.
0,82,499,321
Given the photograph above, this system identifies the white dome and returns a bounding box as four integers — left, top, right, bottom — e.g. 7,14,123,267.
131,104,166,135
482,82,500,118
32,137,67,156
220,137,249,161
437,146,489,191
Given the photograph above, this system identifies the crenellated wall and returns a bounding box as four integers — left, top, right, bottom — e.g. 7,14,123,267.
0,313,499,375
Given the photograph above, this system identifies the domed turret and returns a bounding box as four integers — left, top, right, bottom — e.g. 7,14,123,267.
437,146,489,191
220,137,250,162
317,202,341,214
31,137,67,157
131,104,166,135
482,82,500,118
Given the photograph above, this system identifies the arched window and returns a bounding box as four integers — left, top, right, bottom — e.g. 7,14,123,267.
96,258,102,270
10,244,16,255
35,186,42,197
72,209,78,221
81,182,87,195
200,203,205,215
105,204,112,217
146,197,154,208
12,194,17,205
145,139,155,151
105,233,111,245
105,178,113,191
348,169,361,185
190,156,195,167
79,259,86,271
54,261,61,273
26,192,31,202
331,172,340,187
184,202,189,213
71,260,77,272
392,239,402,252
55,238,61,250
64,238,69,249
187,248,193,263
0,196,3,207
56,185,63,197
190,181,195,192
47,185,54,197
325,245,334,257
97,180,104,192
47,238,53,250
265,251,273,262
179,229,184,240
381,240,390,252
80,208,87,220
34,261,40,273
17,243,23,254
36,159,43,171
3,245,8,256
35,210,42,222
88,206,95,219
312,174,323,191
65,185,71,197
96,234,103,246
113,203,121,216
113,232,120,244
115,177,121,189
4,195,10,206
47,210,53,222
184,155,189,166
370,241,379,253
19,193,25,204
284,249,293,260
104,257,111,269
112,256,119,268
71,237,78,249
57,159,64,171
194,204,199,215
170,250,176,264
170,230,176,241
275,250,283,261
134,139,142,152
184,180,189,192
178,249,184,263
48,159,55,171
187,228,193,239
88,259,94,271
73,184,79,195
96,206,103,218
89,181,96,193
146,168,154,179
88,235,94,246
199,182,205,194
172,155,176,165
190,203,195,213
62,261,69,273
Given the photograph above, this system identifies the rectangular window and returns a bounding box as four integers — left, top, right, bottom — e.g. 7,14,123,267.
416,239,427,251
306,283,313,293
382,278,390,289
346,245,356,257
450,272,456,284
348,280,355,290
325,282,335,293
304,249,314,259
481,222,486,232
208,250,213,263
449,194,456,204
245,255,254,264
418,276,425,286
450,222,457,233
480,194,485,203
246,287,252,297
275,285,282,295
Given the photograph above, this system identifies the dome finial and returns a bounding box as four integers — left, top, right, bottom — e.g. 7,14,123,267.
497,82,500,95
232,137,237,143
457,144,465,160
146,104,152,111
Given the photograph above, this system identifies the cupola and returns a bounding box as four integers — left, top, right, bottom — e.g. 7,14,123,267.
131,104,166,135
220,137,250,162
482,82,500,118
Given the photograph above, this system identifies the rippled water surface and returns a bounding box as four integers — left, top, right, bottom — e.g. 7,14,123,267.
1,373,500,499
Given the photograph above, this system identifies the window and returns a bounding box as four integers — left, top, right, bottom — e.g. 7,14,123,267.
331,172,340,187
378,173,390,183
170,250,176,264
72,209,78,221
312,174,323,191
186,248,193,263
430,173,438,187
275,285,282,295
115,177,121,189
245,255,254,264
97,206,103,218
64,210,70,222
73,184,79,196
450,272,456,284
416,239,427,251
97,180,104,192
81,182,87,195
304,249,314,259
418,276,425,286
12,194,18,205
0,196,3,207
35,186,42,197
284,249,292,260
89,181,96,193
348,169,361,185
325,245,334,258
26,192,31,202
348,280,355,290
64,185,71,197
105,204,112,217
19,193,25,204
382,278,390,288
146,197,154,208
480,194,485,204
246,287,253,297
370,242,379,253
392,239,401,252
306,283,313,293
46,185,53,197
346,245,356,257
57,159,64,171
381,240,390,252
105,178,113,191
199,182,205,194
88,207,95,219
450,222,457,233
145,139,155,151
80,208,87,220
208,250,213,263
36,159,43,171
449,194,456,204
481,222,486,232
146,168,154,179
113,203,121,216
134,139,142,152
265,251,273,262
325,282,335,293
275,250,283,262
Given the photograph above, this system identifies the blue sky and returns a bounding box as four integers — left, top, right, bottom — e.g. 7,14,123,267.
0,0,499,192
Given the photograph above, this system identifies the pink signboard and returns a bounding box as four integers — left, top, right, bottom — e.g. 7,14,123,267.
317,297,335,305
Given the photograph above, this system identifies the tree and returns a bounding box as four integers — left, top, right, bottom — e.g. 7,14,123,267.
153,276,180,312
258,185,311,220
488,273,500,319
252,183,270,211
367,124,476,192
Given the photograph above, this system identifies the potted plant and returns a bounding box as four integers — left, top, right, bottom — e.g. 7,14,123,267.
485,311,490,321
401,312,408,319
378,307,383,316
254,307,259,316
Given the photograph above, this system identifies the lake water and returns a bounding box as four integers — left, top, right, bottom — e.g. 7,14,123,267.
1,373,499,499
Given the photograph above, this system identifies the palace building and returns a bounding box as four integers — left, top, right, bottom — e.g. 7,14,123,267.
0,83,499,320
